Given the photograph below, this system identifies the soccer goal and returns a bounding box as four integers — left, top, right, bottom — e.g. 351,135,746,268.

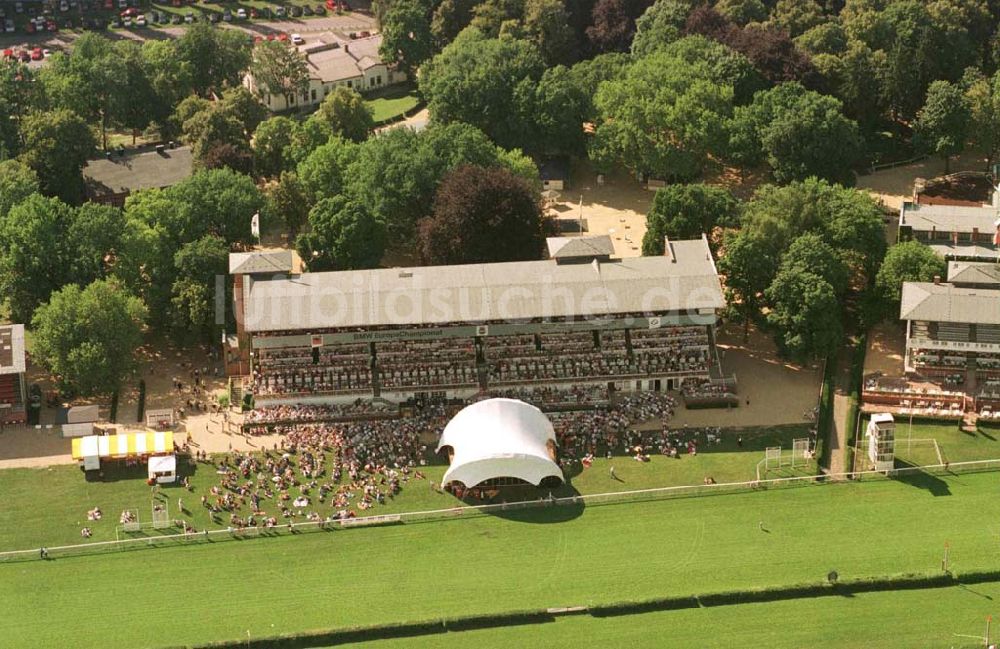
151,501,171,530
765,446,783,470
791,438,812,468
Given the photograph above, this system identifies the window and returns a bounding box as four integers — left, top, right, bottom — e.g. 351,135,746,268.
311,88,316,102
376,75,382,85
347,80,352,88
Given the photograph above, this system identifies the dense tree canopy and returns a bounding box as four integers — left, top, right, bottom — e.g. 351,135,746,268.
316,87,375,143
874,240,948,305
31,279,146,397
418,165,546,265
252,116,298,178
296,196,387,271
642,183,740,254
765,267,843,361
591,47,733,179
379,0,435,74
249,41,309,107
17,109,95,204
914,79,970,173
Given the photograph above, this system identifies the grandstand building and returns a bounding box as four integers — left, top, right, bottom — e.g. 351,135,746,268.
0,324,27,425
893,262,1000,417
229,235,727,406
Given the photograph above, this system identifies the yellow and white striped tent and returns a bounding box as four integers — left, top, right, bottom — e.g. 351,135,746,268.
72,431,174,467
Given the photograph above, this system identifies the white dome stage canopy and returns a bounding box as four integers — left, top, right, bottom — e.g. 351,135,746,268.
436,398,563,488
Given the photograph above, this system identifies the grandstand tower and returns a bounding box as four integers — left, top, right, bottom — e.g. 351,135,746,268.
228,235,727,406
0,324,27,425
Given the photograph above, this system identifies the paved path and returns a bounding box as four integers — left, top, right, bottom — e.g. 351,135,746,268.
827,344,857,478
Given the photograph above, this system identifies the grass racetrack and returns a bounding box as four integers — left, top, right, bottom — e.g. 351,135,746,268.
3,469,1000,648
355,581,1000,649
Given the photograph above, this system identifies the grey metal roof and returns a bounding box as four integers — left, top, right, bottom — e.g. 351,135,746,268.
925,242,999,261
0,324,26,375
83,147,193,196
900,282,1000,324
546,235,614,259
242,238,724,332
899,202,1000,234
229,250,295,275
303,34,384,84
947,261,1000,286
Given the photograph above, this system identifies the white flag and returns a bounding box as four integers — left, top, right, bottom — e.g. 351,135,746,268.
251,212,260,239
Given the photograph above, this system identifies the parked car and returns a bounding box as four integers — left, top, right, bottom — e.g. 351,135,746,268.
14,2,24,13
315,4,326,14
135,13,146,25
171,13,182,24
30,47,43,60
59,0,69,11
122,15,130,26
236,7,246,19
118,0,127,7
277,32,289,41
110,14,120,26
290,33,304,44
289,5,301,16
2,49,13,59
3,18,14,33
222,7,231,21
302,5,313,16
120,7,137,16
274,5,285,16
249,7,258,18
207,11,218,22
47,19,58,31
184,11,194,22
18,50,30,61
25,21,35,33
43,48,51,57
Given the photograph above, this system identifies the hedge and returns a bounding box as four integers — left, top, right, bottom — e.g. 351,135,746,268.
442,609,553,630
816,356,836,469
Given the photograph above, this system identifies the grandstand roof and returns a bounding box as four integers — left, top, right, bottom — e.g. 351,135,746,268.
0,324,25,375
547,235,615,260
229,250,295,275
241,238,724,333
899,202,1000,234
436,398,562,488
947,261,1000,286
900,282,1000,324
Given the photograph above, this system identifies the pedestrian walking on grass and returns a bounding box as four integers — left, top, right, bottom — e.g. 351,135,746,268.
610,466,617,480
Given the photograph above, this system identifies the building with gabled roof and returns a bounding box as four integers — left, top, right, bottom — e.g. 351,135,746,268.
0,324,27,425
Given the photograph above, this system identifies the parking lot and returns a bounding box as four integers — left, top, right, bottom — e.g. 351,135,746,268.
0,0,376,64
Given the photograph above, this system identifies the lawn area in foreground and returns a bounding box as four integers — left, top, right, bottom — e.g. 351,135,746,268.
353,580,1000,649
366,85,421,122
0,424,813,550
1,470,998,648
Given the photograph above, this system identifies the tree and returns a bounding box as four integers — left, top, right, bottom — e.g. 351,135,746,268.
523,0,578,64
431,0,479,46
252,116,298,178
765,268,842,361
142,40,194,134
0,59,44,159
17,109,95,204
297,137,358,201
418,165,545,264
915,80,970,174
587,0,639,53
714,0,767,25
379,0,434,75
0,194,76,322
768,0,825,38
641,184,739,254
419,29,546,151
249,41,309,108
530,66,590,156
110,40,160,145
199,141,255,175
296,196,386,271
964,69,1000,170
716,229,777,339
778,232,850,296
170,234,229,342
165,168,264,245
795,21,848,55
182,107,248,164
630,0,691,58
286,115,335,165
591,48,733,180
219,86,269,137
0,160,39,220
656,35,765,104
874,240,947,305
264,172,312,237
68,202,125,285
316,86,375,143
567,52,631,120
729,82,861,185
31,279,146,396
175,23,252,96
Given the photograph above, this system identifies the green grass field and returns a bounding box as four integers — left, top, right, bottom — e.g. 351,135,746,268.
351,581,1000,649
365,85,421,123
0,424,812,550
2,470,1000,648
859,417,1000,468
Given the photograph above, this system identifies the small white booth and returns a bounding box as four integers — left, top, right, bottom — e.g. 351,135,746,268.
147,454,177,484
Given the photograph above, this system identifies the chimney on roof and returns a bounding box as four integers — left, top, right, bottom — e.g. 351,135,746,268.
663,236,675,263
933,275,941,285
343,43,349,53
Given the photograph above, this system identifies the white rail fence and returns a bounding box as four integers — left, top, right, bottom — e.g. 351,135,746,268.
2,457,997,563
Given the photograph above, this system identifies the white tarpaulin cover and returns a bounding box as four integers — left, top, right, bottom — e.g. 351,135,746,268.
436,398,562,487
